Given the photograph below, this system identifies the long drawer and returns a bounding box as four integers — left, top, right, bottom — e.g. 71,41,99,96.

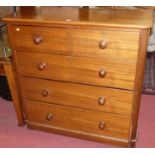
19,77,133,115
8,25,69,54
15,51,136,90
71,29,139,61
24,100,131,139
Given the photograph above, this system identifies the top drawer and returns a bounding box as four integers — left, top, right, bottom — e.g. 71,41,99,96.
71,29,139,61
7,25,69,54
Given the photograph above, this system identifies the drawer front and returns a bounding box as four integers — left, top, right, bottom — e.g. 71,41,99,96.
20,77,133,115
71,29,139,61
24,100,131,139
8,25,69,54
16,51,136,90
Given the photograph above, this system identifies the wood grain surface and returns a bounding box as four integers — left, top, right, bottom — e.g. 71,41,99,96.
19,77,133,115
71,28,139,61
7,25,69,54
15,51,137,90
24,100,131,139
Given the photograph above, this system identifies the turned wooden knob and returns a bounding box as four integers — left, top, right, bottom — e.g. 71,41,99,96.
42,90,48,97
33,35,42,44
98,97,105,105
99,122,105,130
99,69,106,78
46,113,53,121
38,62,46,71
99,40,107,49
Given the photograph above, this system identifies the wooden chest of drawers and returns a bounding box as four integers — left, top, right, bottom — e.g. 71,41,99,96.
3,7,153,147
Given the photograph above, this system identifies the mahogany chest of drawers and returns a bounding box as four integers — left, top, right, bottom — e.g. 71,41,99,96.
3,7,153,147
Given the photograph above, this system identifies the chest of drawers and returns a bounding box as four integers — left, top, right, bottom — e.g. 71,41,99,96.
3,7,153,147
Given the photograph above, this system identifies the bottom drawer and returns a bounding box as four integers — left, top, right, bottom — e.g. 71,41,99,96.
24,100,131,140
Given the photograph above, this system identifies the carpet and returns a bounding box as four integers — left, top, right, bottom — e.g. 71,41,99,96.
0,95,155,148
143,52,155,95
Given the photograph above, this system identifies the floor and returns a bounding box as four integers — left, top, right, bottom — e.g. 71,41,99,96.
0,94,155,148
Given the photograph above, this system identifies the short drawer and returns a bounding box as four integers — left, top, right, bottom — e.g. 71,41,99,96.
8,25,69,54
71,29,139,61
15,51,136,90
24,100,131,139
20,77,133,115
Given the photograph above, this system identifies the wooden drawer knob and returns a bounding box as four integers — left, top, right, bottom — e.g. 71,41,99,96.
98,97,105,105
38,62,46,71
99,122,105,130
33,35,42,44
99,69,106,78
42,90,48,97
99,40,107,49
46,113,53,121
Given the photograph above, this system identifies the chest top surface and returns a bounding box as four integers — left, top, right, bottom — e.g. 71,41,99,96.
3,7,153,29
